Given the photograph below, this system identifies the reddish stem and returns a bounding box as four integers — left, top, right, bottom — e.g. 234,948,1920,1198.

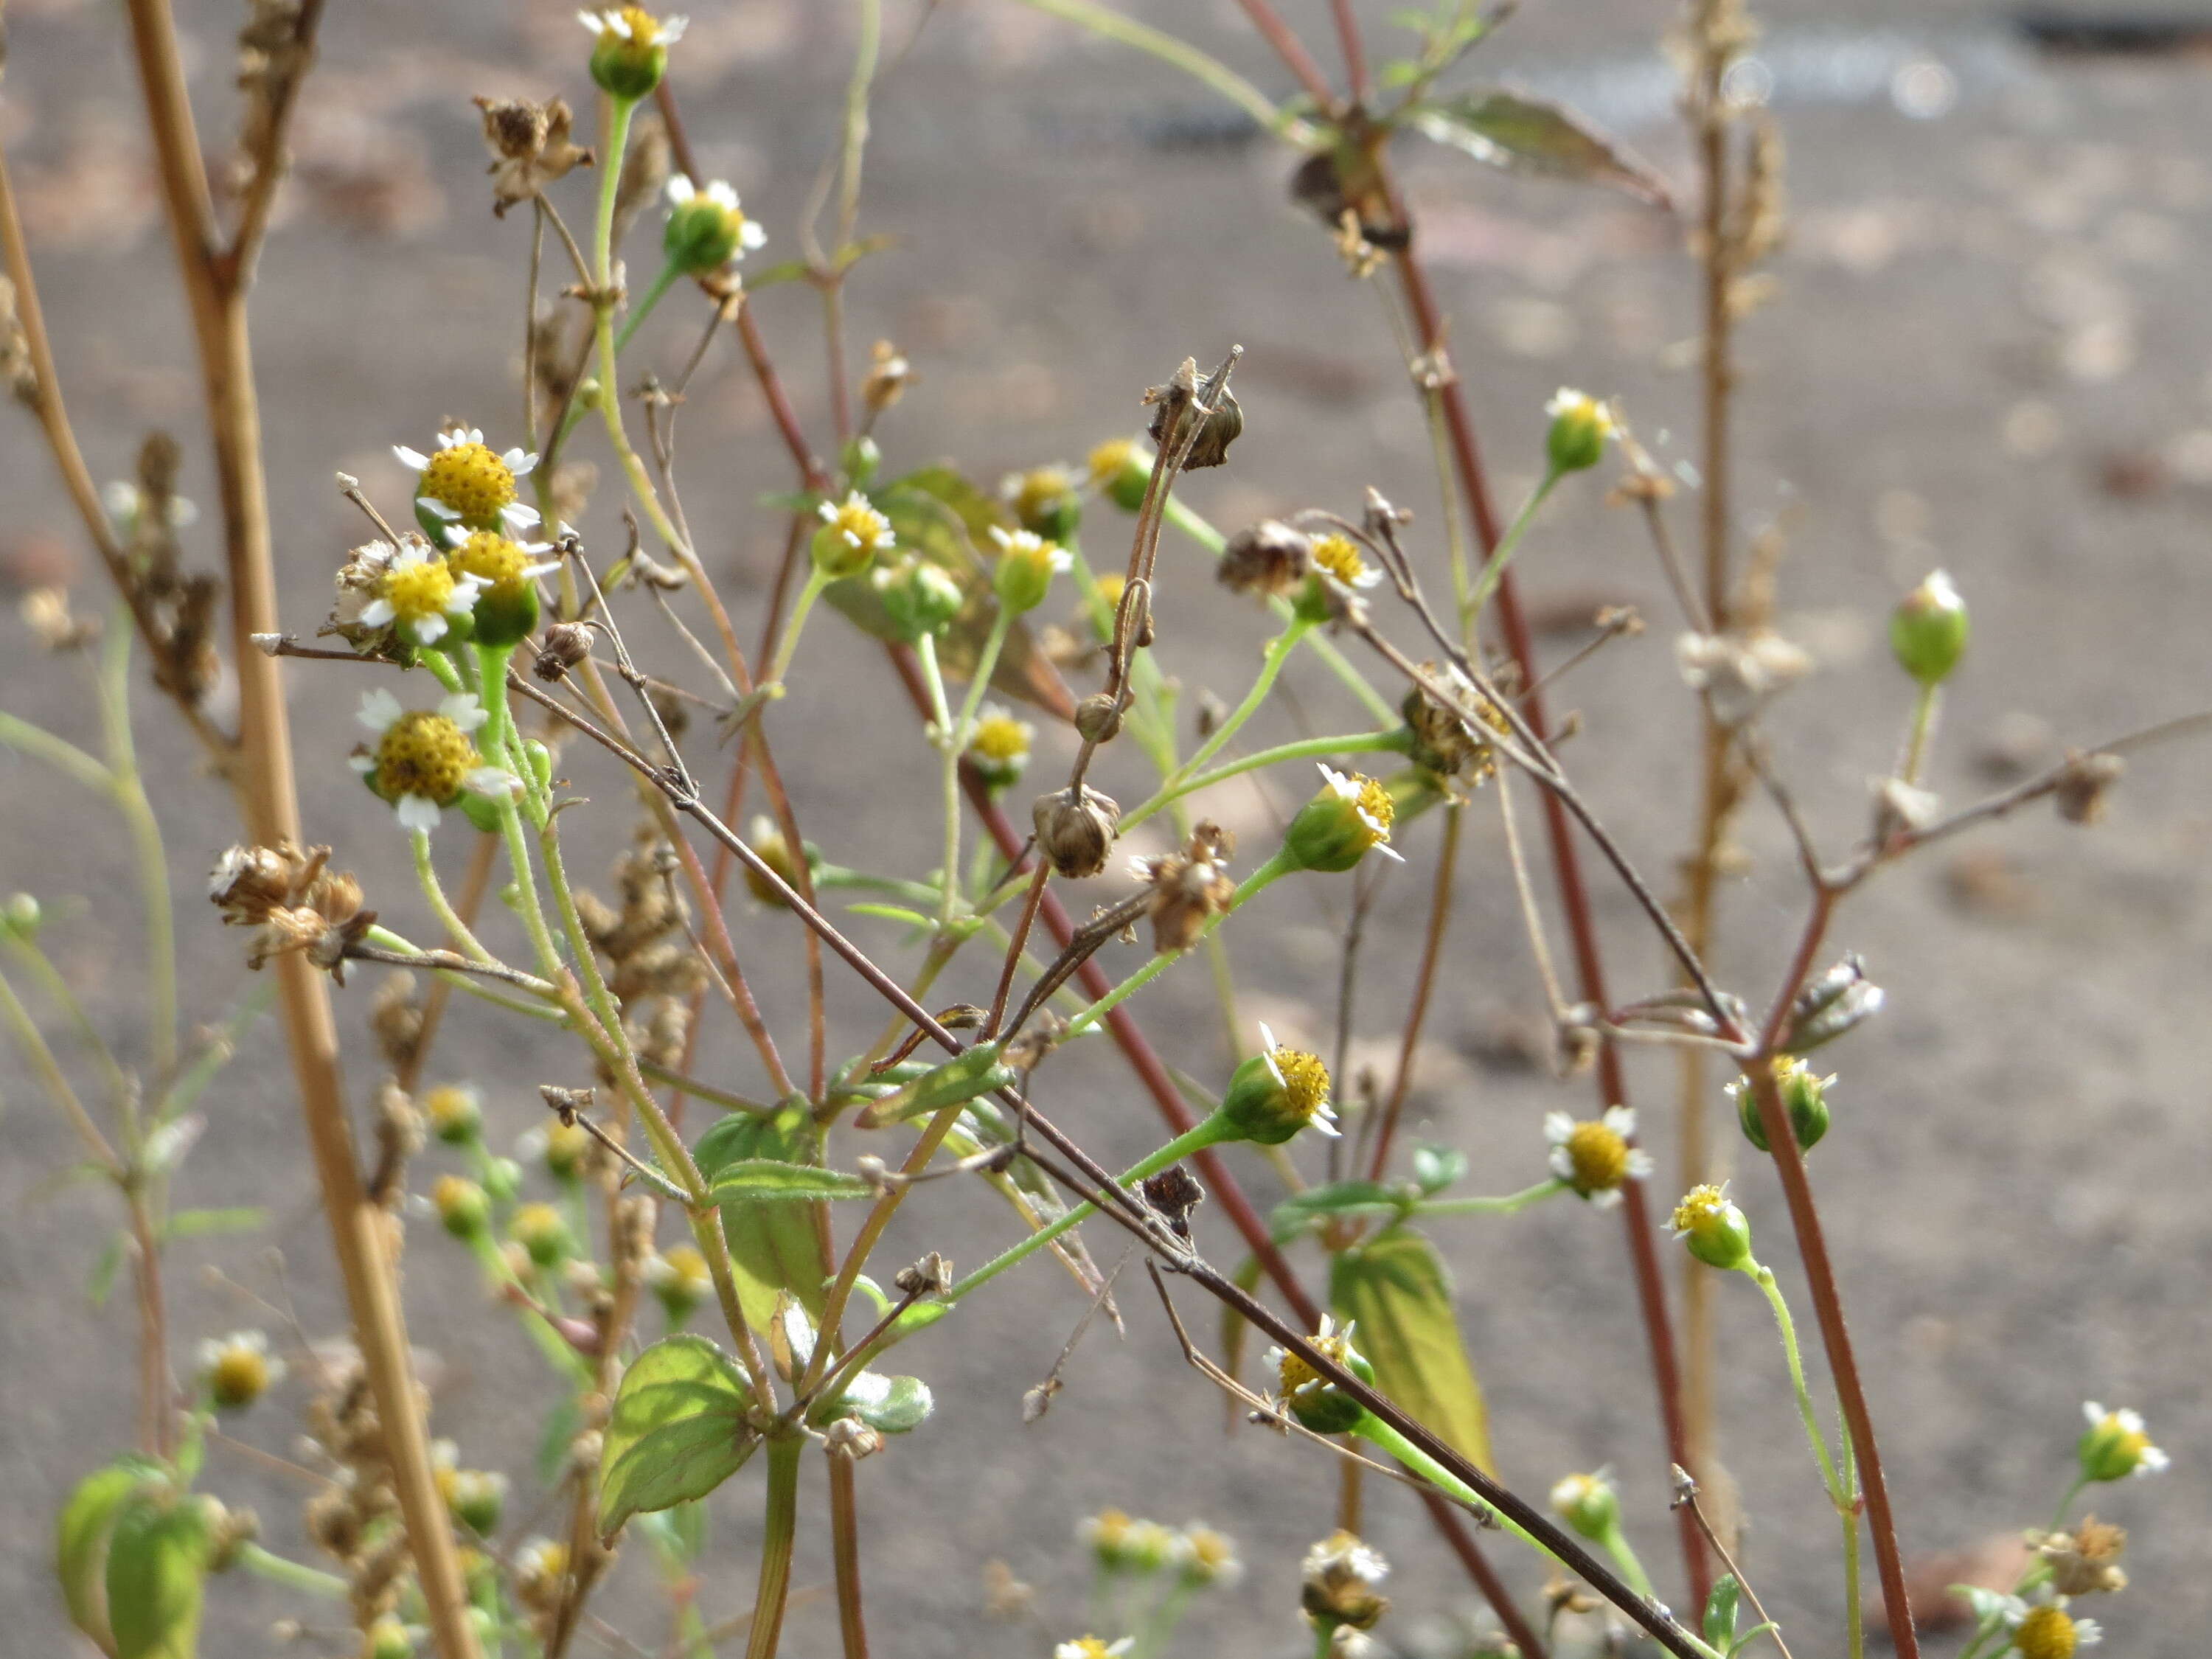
1230,0,1340,109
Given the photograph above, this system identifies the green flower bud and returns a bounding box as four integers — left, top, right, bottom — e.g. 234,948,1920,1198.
1,892,41,939
989,526,1069,614
872,554,964,641
1283,765,1401,873
1218,1024,1339,1147
1669,1183,1753,1272
1731,1057,1833,1154
422,1085,483,1147
644,1245,713,1326
813,490,896,581
1271,1316,1374,1436
661,176,765,274
1003,465,1082,542
581,6,684,100
541,1120,593,1183
2078,1402,2168,1482
445,1468,507,1538
1890,569,1969,686
433,1175,491,1239
366,1615,417,1659
481,1155,524,1204
1544,388,1616,475
1088,437,1152,513
1548,1470,1620,1542
509,1202,573,1269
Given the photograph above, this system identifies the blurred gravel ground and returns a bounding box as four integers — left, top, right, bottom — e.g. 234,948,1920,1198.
4,1,2210,1655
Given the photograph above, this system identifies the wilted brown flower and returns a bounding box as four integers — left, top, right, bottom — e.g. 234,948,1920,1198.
2055,749,2123,826
2035,1516,2128,1597
18,586,101,651
1401,664,1508,791
862,338,913,413
1218,520,1312,598
473,96,594,216
209,841,374,981
1130,821,1236,953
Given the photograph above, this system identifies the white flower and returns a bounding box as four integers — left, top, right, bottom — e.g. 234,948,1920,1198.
577,8,688,43
102,479,198,532
2081,1402,2170,1476
1545,1105,1653,1208
394,426,541,535
1316,763,1405,863
664,175,768,254
1054,1638,1134,1659
352,690,497,834
817,490,895,554
1257,1022,1339,1138
1301,1528,1388,1589
987,524,1075,573
1675,628,1812,728
355,538,487,646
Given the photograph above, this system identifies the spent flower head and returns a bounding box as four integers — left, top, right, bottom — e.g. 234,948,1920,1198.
2079,1402,2168,1481
2034,1517,2128,1597
1284,764,1401,872
1301,1530,1390,1632
199,1329,284,1411
1130,821,1235,953
1545,1105,1652,1206
395,426,540,538
352,689,518,835
663,175,767,274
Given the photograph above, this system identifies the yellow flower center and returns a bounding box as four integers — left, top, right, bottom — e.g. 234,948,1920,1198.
210,1346,271,1407
544,1121,592,1174
1088,438,1140,488
433,1174,481,1224
1670,1183,1728,1234
970,714,1031,763
374,712,482,810
2093,1413,2149,1464
1312,533,1370,586
1277,1323,1354,1399
2014,1606,2077,1659
521,1541,568,1587
1352,773,1395,842
1274,1048,1332,1124
826,497,893,552
373,712,481,804
1009,466,1075,522
1565,1120,1630,1193
420,442,518,521
448,529,532,594
511,1203,564,1245
382,556,460,625
423,1085,476,1133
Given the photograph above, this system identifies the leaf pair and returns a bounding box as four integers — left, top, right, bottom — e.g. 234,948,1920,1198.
58,1459,210,1659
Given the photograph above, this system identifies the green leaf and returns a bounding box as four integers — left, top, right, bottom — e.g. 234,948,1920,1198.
693,1111,833,1329
1271,1180,1409,1242
105,1490,210,1659
1704,1572,1742,1653
1411,1145,1467,1196
709,1161,874,1203
86,1233,127,1311
1728,1623,1781,1658
1408,89,1672,207
841,1374,934,1433
1330,1226,1493,1472
58,1457,162,1652
855,1042,1015,1129
597,1335,758,1537
164,1208,266,1241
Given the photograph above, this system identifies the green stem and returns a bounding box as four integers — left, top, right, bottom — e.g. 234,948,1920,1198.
1124,729,1407,832
939,611,1012,926
411,830,498,965
1310,1621,1335,1659
1352,1415,1545,1557
1594,1520,1659,1607
1902,683,1940,787
1842,1421,1865,1659
0,708,110,790
97,625,175,1079
2048,1472,2089,1536
1141,615,1311,802
1,932,134,1121
613,257,684,358
1748,1262,1843,1503
594,95,638,295
0,956,116,1169
1063,850,1294,1038
1416,1178,1567,1217
942,1115,1238,1304
233,1541,349,1599
1462,470,1562,623
1004,0,1309,140
766,567,832,686
742,1435,804,1659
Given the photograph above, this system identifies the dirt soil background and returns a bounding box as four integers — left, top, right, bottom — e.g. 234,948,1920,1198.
4,0,2210,1654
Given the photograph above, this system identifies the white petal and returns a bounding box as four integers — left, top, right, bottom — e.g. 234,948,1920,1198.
2082,1401,2106,1425
818,499,839,524
1601,1105,1637,1138
1370,841,1405,863
421,497,462,521
359,598,396,627
394,445,430,471
1543,1110,1573,1145
2115,1408,2144,1433
1627,1150,1656,1180
706,181,738,209
607,11,632,36
504,448,538,476
2136,1446,2171,1474
467,767,523,799
664,175,697,205
1548,1146,1576,1182
740,220,768,250
349,752,377,775
391,539,431,568
1258,1022,1278,1054
502,501,541,530
358,686,405,731
443,524,470,547
395,794,442,833
1311,1117,1342,1138
521,561,562,582
411,613,448,644
578,9,604,32
1590,1186,1625,1210
439,692,489,731
661,14,689,40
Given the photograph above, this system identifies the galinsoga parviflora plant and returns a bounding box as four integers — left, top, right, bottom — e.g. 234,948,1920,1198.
0,2,2197,1658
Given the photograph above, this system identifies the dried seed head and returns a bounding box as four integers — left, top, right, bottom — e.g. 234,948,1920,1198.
1073,692,1123,745
1032,785,1121,879
824,1417,883,1461
2055,750,2124,825
1401,666,1508,790
1144,355,1242,470
210,842,375,981
863,339,913,413
535,620,595,681
1300,1528,1391,1632
2037,1517,2128,1597
473,95,594,215
1218,520,1312,598
1130,822,1236,953
894,1252,953,1297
